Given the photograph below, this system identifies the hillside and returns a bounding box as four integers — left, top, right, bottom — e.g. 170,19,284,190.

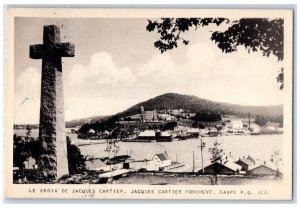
78,93,283,132
65,115,109,128
117,93,282,118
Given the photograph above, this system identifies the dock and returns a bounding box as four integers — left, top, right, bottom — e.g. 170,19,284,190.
73,140,107,146
98,169,131,179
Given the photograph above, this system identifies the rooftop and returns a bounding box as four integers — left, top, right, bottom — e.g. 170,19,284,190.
85,158,105,169
154,152,171,161
238,157,255,167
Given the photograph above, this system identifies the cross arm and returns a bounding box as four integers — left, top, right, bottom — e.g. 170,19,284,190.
56,43,75,57
30,44,44,59
29,42,75,59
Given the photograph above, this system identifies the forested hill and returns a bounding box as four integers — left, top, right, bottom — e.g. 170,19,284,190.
118,93,283,118
79,93,283,131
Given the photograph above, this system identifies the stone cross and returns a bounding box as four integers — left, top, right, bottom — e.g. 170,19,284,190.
30,25,75,180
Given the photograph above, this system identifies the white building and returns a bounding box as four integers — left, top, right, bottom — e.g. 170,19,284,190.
85,158,122,172
152,152,172,169
250,123,261,133
124,152,172,171
88,128,96,134
23,156,37,169
124,160,157,171
158,114,176,121
229,120,243,129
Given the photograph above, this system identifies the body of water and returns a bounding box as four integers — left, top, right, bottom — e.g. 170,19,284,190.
79,134,282,172
14,129,282,172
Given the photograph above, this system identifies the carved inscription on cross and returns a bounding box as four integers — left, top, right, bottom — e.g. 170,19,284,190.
30,25,75,180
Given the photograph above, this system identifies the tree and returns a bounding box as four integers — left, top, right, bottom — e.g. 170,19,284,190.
193,111,222,122
146,18,229,53
254,115,268,126
112,127,127,140
14,134,86,181
13,134,30,170
270,149,282,177
66,137,86,175
277,68,284,90
104,138,120,158
146,18,284,89
13,134,40,170
209,141,227,165
208,141,228,185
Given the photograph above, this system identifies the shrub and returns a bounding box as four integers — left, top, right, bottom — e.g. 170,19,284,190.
14,134,86,176
66,136,86,175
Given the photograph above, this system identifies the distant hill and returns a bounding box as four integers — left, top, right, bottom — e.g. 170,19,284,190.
14,115,109,129
78,93,283,132
116,93,283,118
65,115,109,128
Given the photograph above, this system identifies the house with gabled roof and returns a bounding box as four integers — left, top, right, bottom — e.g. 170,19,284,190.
123,152,172,171
152,152,172,170
248,163,281,176
202,161,242,175
236,155,256,171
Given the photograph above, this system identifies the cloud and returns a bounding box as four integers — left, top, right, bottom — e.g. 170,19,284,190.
135,41,283,106
69,52,135,86
14,43,284,124
63,52,137,121
136,53,180,92
137,53,176,77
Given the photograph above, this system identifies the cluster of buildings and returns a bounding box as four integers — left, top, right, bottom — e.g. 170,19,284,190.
119,106,196,126
202,154,282,176
115,107,195,141
18,152,177,174
221,116,283,135
84,151,282,182
19,153,282,177
76,106,283,142
85,152,176,173
18,150,282,184
122,106,196,123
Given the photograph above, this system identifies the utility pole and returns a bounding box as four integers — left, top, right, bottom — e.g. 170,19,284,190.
198,139,206,174
248,112,251,130
192,150,195,172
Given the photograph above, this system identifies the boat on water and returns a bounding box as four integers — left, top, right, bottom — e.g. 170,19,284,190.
176,133,188,140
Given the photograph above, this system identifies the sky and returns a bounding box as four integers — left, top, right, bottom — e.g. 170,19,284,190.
14,17,284,124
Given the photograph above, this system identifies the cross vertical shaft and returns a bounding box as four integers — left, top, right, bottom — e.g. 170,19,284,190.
30,25,75,180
